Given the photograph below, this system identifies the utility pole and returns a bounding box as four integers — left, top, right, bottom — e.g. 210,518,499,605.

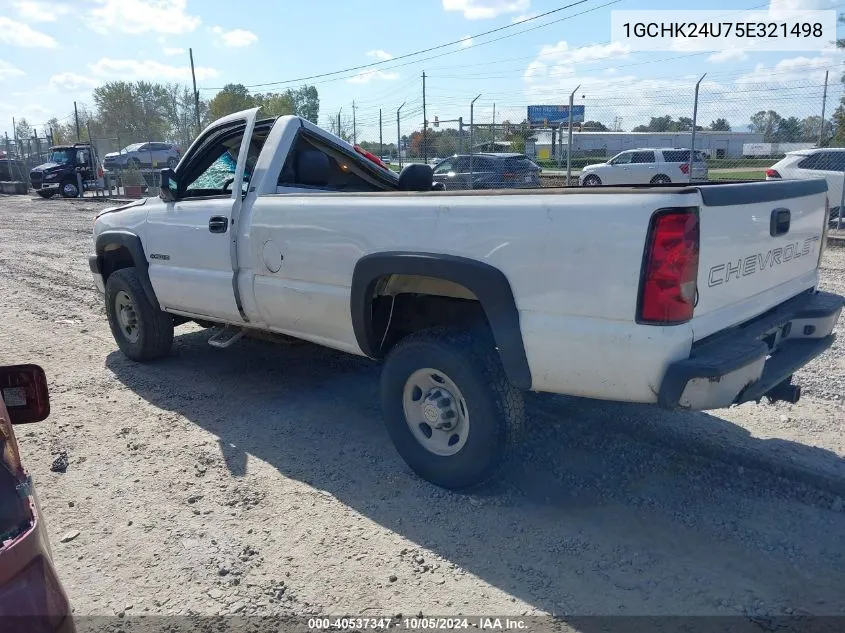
74,102,80,141
189,48,201,134
352,101,357,145
689,73,706,184
469,94,481,189
397,102,406,168
422,72,427,163
566,85,580,185
379,109,383,159
492,102,496,144
337,107,342,140
819,70,829,147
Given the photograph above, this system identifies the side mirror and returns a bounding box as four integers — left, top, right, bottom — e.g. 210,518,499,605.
0,365,50,424
160,167,177,202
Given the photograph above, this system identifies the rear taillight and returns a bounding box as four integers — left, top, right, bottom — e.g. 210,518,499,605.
766,169,781,178
637,208,700,324
679,163,689,175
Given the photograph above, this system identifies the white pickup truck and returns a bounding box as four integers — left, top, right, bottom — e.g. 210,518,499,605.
90,107,844,489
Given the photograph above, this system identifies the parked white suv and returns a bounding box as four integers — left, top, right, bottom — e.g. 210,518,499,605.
580,148,708,186
766,148,845,228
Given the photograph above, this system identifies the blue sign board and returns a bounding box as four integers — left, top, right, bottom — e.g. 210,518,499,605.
527,105,585,125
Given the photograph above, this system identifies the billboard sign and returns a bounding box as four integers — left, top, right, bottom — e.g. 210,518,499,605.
527,105,585,125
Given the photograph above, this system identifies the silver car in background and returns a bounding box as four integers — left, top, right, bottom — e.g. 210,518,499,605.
103,142,181,171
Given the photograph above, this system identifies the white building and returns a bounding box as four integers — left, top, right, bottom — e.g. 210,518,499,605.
528,130,764,161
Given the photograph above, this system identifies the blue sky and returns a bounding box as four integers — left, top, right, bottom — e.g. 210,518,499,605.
0,0,842,141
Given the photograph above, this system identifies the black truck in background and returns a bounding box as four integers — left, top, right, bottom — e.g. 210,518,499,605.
30,143,101,198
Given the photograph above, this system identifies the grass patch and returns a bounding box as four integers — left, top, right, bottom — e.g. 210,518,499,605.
708,169,765,181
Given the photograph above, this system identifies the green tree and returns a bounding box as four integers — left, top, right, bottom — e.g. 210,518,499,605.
800,115,832,144
208,83,255,120
708,118,731,131
254,92,295,117
289,85,319,123
93,81,171,143
775,116,802,143
14,117,33,141
750,110,783,142
581,120,608,131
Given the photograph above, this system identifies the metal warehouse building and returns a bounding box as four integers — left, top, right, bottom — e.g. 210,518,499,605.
528,130,764,161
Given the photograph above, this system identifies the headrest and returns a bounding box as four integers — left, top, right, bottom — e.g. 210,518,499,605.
296,149,331,187
398,163,434,191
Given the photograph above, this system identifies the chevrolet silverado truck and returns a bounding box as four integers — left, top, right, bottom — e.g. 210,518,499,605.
89,108,844,489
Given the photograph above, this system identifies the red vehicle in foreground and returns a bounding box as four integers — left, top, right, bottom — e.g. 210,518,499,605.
0,365,75,633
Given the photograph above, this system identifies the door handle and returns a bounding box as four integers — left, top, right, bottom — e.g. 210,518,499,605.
208,216,228,233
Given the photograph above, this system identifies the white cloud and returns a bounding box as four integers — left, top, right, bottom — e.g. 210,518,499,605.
0,61,25,80
442,0,530,20
48,72,98,92
523,40,630,80
511,13,537,23
366,49,394,61
90,57,218,81
163,47,186,56
346,69,400,84
708,49,749,63
13,1,70,22
211,26,258,48
459,36,473,48
522,44,843,134
0,17,57,47
88,0,201,35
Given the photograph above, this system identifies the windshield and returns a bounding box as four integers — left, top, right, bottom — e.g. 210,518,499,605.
48,149,75,165
121,143,144,154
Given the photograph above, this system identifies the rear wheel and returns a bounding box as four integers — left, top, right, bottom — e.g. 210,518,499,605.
380,327,524,490
105,268,173,361
36,190,54,199
59,179,79,198
650,174,671,185
582,174,601,186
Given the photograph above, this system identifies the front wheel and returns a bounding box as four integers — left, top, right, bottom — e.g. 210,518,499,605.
59,179,79,198
105,268,174,361
582,174,601,186
167,157,178,169
380,327,525,490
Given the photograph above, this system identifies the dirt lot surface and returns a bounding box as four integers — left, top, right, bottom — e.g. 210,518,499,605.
1,195,844,628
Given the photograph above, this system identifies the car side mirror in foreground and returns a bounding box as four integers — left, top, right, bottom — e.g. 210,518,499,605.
0,364,50,424
160,168,177,202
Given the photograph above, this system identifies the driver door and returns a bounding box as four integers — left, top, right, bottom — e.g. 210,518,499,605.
144,108,260,322
606,151,633,185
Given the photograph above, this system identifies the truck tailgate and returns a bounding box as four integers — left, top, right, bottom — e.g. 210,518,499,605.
691,179,828,341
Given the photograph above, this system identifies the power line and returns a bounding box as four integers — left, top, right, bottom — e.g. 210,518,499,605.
203,0,598,90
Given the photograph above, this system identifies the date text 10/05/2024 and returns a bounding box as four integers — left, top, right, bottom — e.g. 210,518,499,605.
307,617,529,630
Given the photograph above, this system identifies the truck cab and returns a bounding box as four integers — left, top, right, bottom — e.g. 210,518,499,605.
30,144,101,199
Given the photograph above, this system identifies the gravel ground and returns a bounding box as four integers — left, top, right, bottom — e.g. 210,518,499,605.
1,195,844,628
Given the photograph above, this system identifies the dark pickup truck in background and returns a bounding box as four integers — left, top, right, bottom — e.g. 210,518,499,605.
30,144,102,199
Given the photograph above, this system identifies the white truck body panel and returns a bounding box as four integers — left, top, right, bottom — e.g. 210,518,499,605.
90,111,841,409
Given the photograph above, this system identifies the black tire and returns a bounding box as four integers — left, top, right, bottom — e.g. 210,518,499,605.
650,174,671,184
380,327,525,490
105,268,173,361
36,190,54,199
167,157,178,169
582,174,601,186
59,179,79,198
128,158,141,169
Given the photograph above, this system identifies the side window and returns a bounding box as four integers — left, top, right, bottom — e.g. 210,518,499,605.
610,152,632,165
631,151,655,164
77,150,89,165
797,154,819,170
452,157,470,172
816,152,845,171
277,135,384,192
433,160,453,175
